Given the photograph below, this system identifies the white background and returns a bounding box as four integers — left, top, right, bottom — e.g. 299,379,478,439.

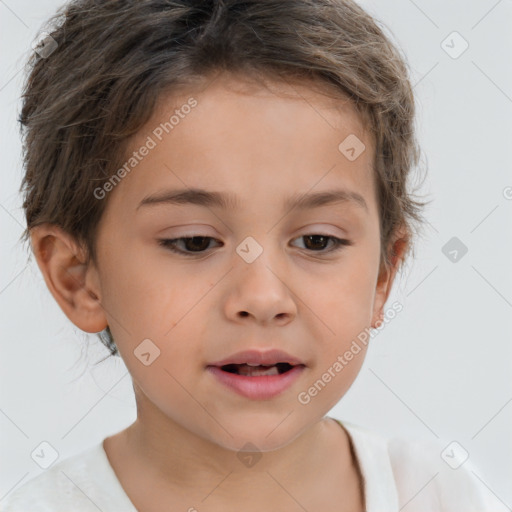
1,0,511,507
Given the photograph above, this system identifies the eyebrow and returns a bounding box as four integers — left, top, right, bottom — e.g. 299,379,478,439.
136,187,368,213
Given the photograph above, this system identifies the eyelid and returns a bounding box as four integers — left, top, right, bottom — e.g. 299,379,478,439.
157,233,352,257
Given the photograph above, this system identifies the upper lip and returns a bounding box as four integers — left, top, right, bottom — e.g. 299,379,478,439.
208,349,305,367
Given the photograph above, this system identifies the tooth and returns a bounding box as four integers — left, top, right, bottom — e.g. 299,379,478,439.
237,364,279,377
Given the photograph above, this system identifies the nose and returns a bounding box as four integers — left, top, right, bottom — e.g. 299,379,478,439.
223,253,298,326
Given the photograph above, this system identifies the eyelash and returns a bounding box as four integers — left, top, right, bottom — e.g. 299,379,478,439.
158,234,353,256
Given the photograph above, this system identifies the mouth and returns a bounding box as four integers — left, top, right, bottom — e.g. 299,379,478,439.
218,362,298,376
206,363,305,400
207,348,305,369
206,349,307,400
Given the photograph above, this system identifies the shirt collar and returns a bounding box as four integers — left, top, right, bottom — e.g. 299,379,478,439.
331,418,399,512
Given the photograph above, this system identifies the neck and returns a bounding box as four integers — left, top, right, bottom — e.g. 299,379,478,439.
126,413,334,487
104,389,361,510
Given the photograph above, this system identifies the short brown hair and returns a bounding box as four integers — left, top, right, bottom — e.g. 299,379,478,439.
18,0,429,357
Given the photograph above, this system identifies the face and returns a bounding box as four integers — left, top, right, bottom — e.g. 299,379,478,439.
91,72,391,452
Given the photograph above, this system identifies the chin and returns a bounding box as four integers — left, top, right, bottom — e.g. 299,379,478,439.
202,414,308,453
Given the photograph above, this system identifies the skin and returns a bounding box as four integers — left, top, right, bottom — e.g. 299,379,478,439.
30,71,408,511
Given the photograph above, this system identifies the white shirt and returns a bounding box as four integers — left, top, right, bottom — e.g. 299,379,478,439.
2,418,508,511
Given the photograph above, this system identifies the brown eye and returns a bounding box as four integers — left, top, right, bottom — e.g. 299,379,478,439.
292,234,352,253
158,236,221,255
158,234,352,257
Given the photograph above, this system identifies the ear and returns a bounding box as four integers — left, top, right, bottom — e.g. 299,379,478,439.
29,224,108,333
370,225,409,329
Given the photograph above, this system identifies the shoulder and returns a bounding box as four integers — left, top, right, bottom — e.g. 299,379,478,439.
339,420,508,512
1,441,118,512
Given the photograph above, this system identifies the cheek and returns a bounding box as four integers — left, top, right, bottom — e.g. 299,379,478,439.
98,240,178,331
306,266,374,403
125,355,202,426
101,256,214,366
313,250,378,335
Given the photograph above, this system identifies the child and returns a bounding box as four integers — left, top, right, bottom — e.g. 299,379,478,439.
3,0,505,510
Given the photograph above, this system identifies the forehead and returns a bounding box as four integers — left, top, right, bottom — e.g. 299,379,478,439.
154,71,369,135
104,72,377,221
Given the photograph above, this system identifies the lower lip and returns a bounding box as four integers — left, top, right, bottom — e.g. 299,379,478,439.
206,365,305,400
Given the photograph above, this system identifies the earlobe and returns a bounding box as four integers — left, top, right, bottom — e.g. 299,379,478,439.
29,224,108,333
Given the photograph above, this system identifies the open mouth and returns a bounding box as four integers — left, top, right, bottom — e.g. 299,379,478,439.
207,359,306,399
220,362,295,376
